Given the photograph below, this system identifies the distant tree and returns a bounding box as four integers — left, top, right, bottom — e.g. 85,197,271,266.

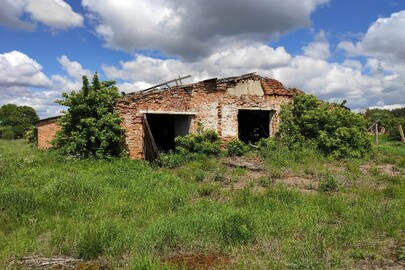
277,94,371,159
362,107,405,140
53,73,125,158
0,104,39,139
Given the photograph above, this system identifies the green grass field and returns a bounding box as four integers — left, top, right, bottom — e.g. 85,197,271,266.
0,139,404,269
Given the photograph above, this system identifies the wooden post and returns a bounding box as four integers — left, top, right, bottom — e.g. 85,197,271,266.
374,123,379,145
399,124,405,144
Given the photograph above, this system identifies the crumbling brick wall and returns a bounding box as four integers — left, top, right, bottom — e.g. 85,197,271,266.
115,74,301,159
37,117,61,149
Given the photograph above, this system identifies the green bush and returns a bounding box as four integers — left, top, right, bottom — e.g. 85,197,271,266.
0,104,39,139
53,73,125,159
0,127,14,140
277,94,371,159
175,129,221,156
158,151,190,168
24,126,37,144
257,137,278,158
226,139,250,156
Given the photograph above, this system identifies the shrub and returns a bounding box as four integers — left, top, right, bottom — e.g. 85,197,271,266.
221,213,256,245
158,152,190,168
175,129,221,156
53,73,125,159
0,104,39,139
226,139,250,156
0,127,14,140
277,94,371,159
24,126,37,144
257,137,278,158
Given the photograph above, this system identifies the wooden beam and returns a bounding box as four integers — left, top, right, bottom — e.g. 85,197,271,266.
374,123,378,145
399,124,405,144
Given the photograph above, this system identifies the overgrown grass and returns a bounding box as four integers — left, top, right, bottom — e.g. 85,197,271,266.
1,139,404,269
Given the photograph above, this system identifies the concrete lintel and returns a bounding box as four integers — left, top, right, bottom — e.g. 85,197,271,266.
238,108,276,111
140,110,197,115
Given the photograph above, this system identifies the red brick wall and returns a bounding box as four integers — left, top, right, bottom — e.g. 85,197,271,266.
35,75,301,159
115,75,300,159
37,119,61,149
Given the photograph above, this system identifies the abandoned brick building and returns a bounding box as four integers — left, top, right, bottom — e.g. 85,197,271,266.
115,73,301,160
36,116,61,149
37,73,301,160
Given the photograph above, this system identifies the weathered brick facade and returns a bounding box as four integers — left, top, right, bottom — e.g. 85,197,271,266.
36,116,61,149
115,73,302,159
36,73,301,159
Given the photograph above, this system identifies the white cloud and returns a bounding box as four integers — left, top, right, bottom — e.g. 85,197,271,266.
302,31,330,60
0,51,51,88
116,82,153,94
0,0,83,30
82,0,328,59
57,55,92,80
338,10,405,63
103,44,293,85
26,0,84,29
0,0,35,30
0,51,93,118
103,37,405,110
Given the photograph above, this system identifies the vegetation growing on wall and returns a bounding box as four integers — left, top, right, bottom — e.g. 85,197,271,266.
277,94,372,159
0,104,39,139
53,73,125,158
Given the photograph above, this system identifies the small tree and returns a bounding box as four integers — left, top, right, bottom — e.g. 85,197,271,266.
0,104,39,139
277,94,371,159
53,73,125,158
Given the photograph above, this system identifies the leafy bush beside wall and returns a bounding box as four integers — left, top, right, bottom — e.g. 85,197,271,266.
277,94,371,159
53,73,125,159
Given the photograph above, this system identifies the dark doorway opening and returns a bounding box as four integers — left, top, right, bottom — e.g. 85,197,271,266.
145,114,192,152
238,110,273,143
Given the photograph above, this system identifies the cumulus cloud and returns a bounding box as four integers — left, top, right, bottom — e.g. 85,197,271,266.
338,10,405,63
0,51,62,118
103,44,293,86
103,38,405,110
26,0,84,29
0,0,35,30
0,51,51,88
57,55,92,80
0,0,83,30
0,51,94,118
302,31,330,60
82,0,328,59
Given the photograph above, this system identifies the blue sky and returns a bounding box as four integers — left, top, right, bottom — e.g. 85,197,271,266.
1,0,404,118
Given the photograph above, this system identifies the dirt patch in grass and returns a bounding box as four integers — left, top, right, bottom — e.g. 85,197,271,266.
360,163,400,176
16,256,110,269
223,156,264,171
163,252,233,269
221,156,319,193
274,176,318,194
